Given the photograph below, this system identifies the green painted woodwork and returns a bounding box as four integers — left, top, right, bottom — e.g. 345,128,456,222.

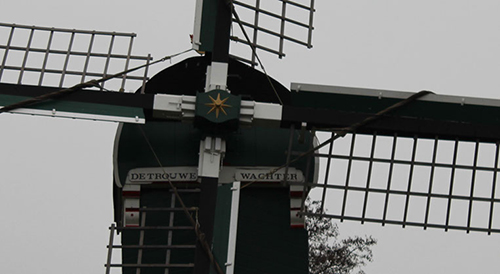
235,188,309,274
116,121,315,273
0,94,144,120
196,90,241,123
121,185,309,274
291,91,500,127
116,122,202,185
117,122,315,185
224,127,314,182
210,184,233,274
122,187,199,274
198,0,218,52
210,186,310,274
195,89,241,132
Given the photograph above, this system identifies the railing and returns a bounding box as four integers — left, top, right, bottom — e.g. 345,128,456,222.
105,189,199,274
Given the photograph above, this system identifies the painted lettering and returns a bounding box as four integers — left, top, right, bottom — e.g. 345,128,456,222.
240,173,252,180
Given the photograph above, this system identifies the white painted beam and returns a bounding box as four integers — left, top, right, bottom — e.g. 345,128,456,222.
225,181,241,274
152,94,196,120
0,106,145,124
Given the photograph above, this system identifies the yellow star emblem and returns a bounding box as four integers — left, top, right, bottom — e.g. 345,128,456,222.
205,93,231,118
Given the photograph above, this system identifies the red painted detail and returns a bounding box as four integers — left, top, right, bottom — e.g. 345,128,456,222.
125,208,140,212
290,207,302,211
290,191,303,197
126,224,139,227
122,191,141,197
290,224,305,229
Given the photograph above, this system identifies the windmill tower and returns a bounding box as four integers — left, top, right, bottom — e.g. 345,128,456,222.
1,1,500,274
0,1,317,273
110,2,317,273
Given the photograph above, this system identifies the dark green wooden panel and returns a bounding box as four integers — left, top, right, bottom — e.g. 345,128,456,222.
198,0,218,52
0,93,144,120
211,184,233,274
285,86,500,141
116,122,202,184
117,123,315,185
291,91,500,126
235,188,309,274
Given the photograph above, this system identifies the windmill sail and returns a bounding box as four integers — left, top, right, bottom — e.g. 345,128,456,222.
4,1,500,274
193,0,315,66
0,22,152,123
286,83,500,234
230,0,315,64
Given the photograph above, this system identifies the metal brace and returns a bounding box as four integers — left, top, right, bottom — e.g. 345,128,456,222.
198,136,226,178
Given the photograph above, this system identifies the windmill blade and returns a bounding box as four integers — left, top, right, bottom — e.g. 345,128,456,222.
0,82,149,123
284,83,500,141
4,1,500,274
193,0,315,66
230,0,315,64
0,22,154,123
282,83,500,234
309,132,500,234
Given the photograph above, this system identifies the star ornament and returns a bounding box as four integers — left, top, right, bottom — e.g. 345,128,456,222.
205,93,232,118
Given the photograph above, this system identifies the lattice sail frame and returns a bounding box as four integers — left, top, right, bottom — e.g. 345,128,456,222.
0,22,152,92
230,0,315,65
283,83,500,234
305,132,500,234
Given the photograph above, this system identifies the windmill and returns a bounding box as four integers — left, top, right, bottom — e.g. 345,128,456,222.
0,0,500,274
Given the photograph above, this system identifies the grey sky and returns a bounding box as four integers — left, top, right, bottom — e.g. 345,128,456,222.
0,1,499,273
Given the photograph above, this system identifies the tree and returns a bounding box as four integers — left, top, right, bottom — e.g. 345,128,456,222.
306,200,377,274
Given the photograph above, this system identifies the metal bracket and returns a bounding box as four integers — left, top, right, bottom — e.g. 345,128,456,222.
240,100,282,127
198,136,226,178
152,94,196,120
153,93,282,128
206,62,229,91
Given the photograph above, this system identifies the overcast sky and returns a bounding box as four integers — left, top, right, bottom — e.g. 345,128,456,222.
1,1,500,274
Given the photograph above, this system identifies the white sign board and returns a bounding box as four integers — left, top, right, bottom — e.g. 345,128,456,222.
125,166,304,185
